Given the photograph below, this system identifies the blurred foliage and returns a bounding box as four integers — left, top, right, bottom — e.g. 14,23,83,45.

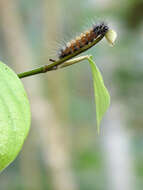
1,0,143,190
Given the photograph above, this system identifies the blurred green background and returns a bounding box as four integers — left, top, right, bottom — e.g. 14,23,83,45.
0,0,143,190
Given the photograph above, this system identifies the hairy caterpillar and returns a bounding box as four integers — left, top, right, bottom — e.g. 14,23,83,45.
58,22,109,59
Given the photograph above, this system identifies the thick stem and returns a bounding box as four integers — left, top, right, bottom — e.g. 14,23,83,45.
18,35,104,79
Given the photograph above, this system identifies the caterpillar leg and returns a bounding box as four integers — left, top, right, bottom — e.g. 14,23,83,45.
49,58,56,62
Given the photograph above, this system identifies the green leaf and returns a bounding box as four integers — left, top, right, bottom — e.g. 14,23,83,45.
88,56,110,133
0,62,31,172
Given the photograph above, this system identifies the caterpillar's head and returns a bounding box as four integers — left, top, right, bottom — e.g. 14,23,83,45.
93,22,109,36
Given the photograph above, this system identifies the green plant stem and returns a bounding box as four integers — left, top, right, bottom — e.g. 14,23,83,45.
58,55,90,69
18,35,104,79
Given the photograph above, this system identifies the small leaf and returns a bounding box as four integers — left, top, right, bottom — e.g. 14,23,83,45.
105,29,117,46
0,61,31,172
88,56,110,133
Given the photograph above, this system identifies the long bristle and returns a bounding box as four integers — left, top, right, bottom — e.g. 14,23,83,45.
58,22,109,59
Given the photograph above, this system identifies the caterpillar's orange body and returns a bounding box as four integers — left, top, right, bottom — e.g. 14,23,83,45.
58,22,109,59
